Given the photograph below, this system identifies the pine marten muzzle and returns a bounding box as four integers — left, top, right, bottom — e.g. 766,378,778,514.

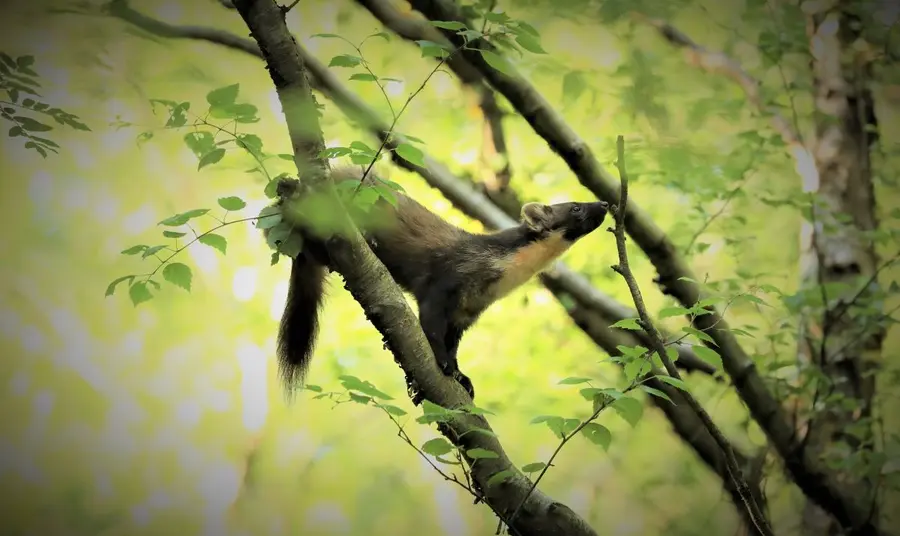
267,167,608,399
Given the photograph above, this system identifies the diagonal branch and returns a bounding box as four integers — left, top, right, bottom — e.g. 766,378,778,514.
229,0,596,534
405,2,888,533
100,0,717,380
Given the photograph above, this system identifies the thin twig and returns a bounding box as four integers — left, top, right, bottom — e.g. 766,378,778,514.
610,135,774,536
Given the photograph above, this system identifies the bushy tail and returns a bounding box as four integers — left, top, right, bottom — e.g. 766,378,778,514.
277,250,327,393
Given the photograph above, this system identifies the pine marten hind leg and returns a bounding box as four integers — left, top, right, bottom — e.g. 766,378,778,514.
418,291,476,399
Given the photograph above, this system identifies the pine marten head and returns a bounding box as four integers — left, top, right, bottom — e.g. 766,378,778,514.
521,200,609,242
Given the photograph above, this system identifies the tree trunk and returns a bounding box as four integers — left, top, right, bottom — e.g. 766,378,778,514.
798,2,883,534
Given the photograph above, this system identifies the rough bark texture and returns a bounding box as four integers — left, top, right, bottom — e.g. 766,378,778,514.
406,1,889,533
799,2,883,534
230,1,599,534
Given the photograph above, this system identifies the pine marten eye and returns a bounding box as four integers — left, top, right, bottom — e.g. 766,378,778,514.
571,205,582,214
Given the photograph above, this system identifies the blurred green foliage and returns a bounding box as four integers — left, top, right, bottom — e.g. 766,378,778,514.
1,0,898,535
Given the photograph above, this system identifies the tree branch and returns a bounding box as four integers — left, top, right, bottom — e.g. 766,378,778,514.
610,135,773,536
405,2,888,533
228,1,598,534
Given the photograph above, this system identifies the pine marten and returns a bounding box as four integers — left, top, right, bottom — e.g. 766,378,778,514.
267,166,608,399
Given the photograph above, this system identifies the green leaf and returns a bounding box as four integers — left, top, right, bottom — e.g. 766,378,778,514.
349,392,371,404
558,376,592,385
198,233,227,255
655,375,689,391
16,55,35,69
338,375,393,400
303,384,323,393
521,462,546,473
377,404,407,416
466,448,499,460
530,415,566,438
394,142,425,167
198,148,225,170
256,206,282,229
612,396,643,427
348,73,378,82
129,281,153,306
183,131,215,158
479,49,516,76
421,437,455,456
14,116,52,132
105,275,135,297
659,306,691,319
277,233,304,258
217,196,246,211
163,231,186,239
416,40,450,58
141,245,167,259
158,208,209,227
580,422,612,450
682,326,716,345
430,20,467,30
328,54,362,68
611,318,641,330
120,245,147,256
162,262,192,291
206,83,240,107
311,33,341,39
624,358,650,383
639,385,674,404
486,469,516,487
692,345,722,368
515,33,546,54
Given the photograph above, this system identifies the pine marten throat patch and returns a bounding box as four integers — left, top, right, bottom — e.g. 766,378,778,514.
489,230,571,300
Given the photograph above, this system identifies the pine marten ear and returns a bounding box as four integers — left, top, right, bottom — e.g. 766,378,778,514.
521,202,554,233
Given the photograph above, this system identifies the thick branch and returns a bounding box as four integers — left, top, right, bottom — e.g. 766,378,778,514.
406,2,887,533
229,1,597,534
102,0,716,380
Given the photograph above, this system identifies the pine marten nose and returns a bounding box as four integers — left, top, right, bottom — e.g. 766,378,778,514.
598,201,609,209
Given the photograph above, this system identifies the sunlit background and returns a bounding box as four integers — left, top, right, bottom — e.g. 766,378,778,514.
1,0,898,535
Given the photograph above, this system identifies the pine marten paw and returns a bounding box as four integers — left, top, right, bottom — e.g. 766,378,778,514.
453,370,475,400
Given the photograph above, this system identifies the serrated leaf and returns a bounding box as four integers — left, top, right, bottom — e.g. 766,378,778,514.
158,208,209,227
105,275,135,297
120,245,147,255
141,245,167,259
558,376,592,385
682,326,716,345
486,469,515,487
329,54,362,68
14,116,52,132
479,49,516,76
521,462,546,473
416,40,450,58
129,281,152,306
256,206,282,229
349,73,378,82
338,375,393,400
430,20,467,30
655,375,689,391
580,422,611,450
198,148,225,170
692,345,722,368
466,447,499,460
163,231,186,238
422,437,455,456
394,142,425,167
611,318,641,330
206,84,239,107
515,33,546,54
162,262,192,291
612,396,643,427
377,404,407,416
659,306,691,319
198,233,227,255
640,385,674,404
217,196,246,211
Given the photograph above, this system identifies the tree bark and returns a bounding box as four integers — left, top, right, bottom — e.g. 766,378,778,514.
405,1,889,533
799,2,884,534
229,1,599,534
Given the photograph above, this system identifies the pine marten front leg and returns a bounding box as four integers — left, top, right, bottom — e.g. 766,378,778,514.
417,282,475,398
